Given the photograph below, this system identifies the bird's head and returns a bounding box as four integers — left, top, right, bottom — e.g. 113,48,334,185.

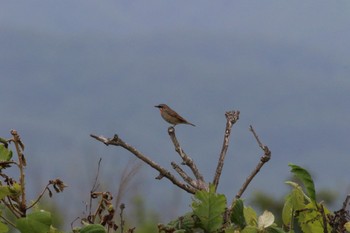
155,104,167,110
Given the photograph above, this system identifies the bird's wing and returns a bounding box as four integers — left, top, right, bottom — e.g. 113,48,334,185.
168,110,188,122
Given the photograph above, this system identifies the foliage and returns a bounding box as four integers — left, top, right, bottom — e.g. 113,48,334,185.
159,164,350,233
192,184,227,232
0,132,66,233
79,224,106,233
1,131,350,233
16,210,52,233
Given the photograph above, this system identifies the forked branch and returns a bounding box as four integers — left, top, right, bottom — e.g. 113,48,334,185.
90,134,196,194
224,125,271,219
167,127,205,185
234,125,271,201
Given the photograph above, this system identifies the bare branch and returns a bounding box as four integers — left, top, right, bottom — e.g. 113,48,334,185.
90,134,196,194
213,111,240,190
341,194,350,211
26,185,51,210
92,158,102,192
233,125,271,201
171,162,197,188
167,127,205,185
249,125,264,150
226,125,271,219
10,129,26,216
88,158,102,218
329,194,350,232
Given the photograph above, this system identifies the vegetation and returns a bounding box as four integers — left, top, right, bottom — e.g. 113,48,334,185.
0,110,349,232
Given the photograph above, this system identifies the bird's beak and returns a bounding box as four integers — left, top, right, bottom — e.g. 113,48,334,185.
155,105,160,108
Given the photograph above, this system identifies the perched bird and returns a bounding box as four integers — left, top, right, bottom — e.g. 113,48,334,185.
155,104,195,127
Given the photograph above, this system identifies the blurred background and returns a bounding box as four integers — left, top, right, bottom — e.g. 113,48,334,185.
1,0,349,231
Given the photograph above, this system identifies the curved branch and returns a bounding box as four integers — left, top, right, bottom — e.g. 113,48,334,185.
167,127,205,185
90,134,196,194
231,125,271,207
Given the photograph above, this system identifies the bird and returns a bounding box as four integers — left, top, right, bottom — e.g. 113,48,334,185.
155,104,195,127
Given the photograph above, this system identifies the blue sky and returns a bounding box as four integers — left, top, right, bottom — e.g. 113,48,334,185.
1,0,350,229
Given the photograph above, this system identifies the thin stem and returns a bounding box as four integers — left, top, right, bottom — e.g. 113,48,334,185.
4,198,21,218
0,215,16,228
120,204,125,233
10,130,26,216
26,185,50,210
229,125,271,213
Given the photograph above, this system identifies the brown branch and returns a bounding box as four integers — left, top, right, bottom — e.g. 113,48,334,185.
167,127,205,185
10,129,26,216
213,111,240,191
0,215,16,228
27,178,67,210
329,194,350,232
26,185,51,210
234,125,271,201
90,134,196,194
4,197,22,218
249,125,265,150
229,125,271,215
341,194,350,210
171,162,197,188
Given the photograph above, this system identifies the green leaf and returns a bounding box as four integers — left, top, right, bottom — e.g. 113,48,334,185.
80,224,106,233
0,144,12,161
9,183,22,198
289,164,316,202
285,181,310,203
241,226,259,233
344,221,350,232
230,199,246,228
16,210,52,233
243,206,257,226
0,221,8,233
224,228,236,233
297,203,331,233
282,195,293,226
282,183,306,226
0,186,11,200
166,212,196,231
48,226,64,233
0,137,8,145
192,184,226,232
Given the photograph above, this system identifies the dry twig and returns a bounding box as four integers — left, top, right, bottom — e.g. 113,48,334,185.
90,134,196,194
224,125,271,220
213,111,240,191
167,127,206,187
234,125,271,201
10,130,26,215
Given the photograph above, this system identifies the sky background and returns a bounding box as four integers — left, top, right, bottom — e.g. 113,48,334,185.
1,0,350,230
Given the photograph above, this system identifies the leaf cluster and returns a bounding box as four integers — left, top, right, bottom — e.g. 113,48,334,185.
1,127,350,233
159,164,350,233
